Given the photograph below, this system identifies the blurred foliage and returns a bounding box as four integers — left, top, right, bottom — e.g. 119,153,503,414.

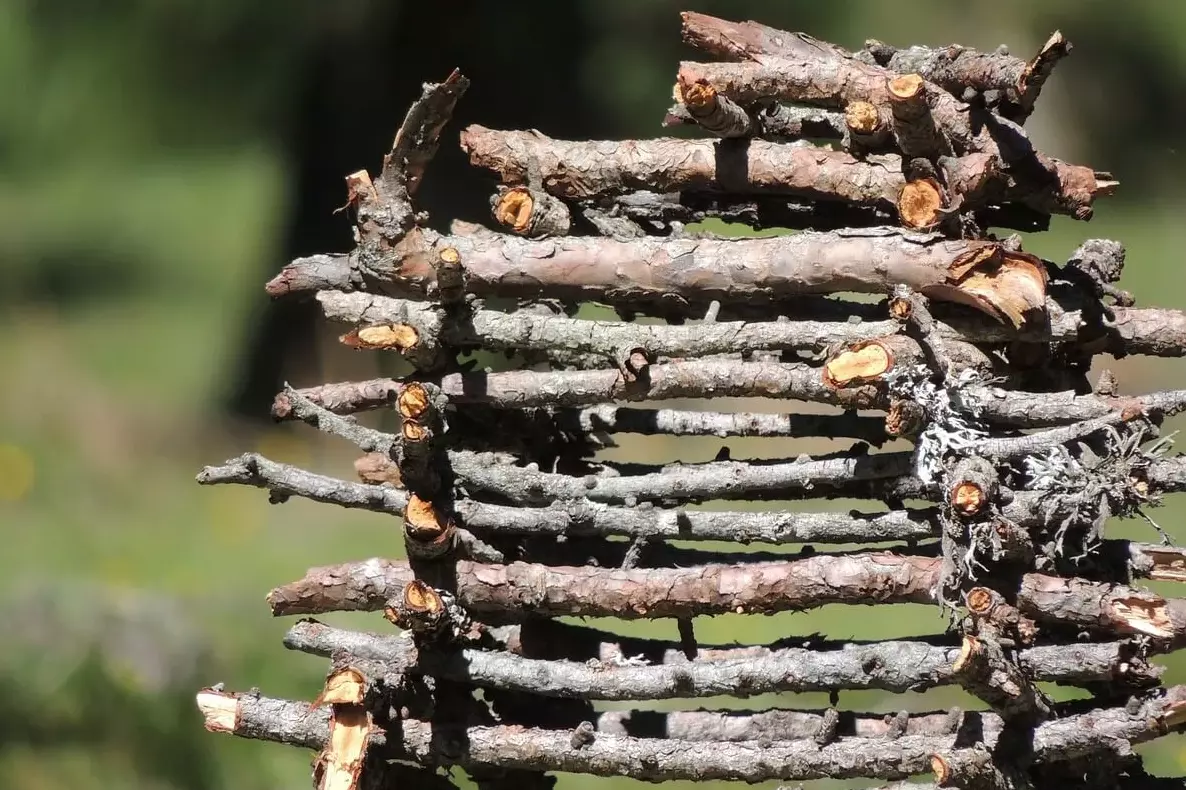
3,1,1186,788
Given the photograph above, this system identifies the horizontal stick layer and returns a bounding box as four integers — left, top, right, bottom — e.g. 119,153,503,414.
269,555,1186,634
199,685,1186,782
266,553,942,619
462,125,1102,227
275,364,1186,430
680,12,1070,126
461,127,912,203
284,619,1161,698
325,285,1186,364
267,225,1052,329
448,449,917,505
318,290,999,367
197,453,939,544
272,386,920,506
197,454,1186,562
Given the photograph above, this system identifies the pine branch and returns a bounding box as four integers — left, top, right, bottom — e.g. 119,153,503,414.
196,452,1186,575
285,619,1163,698
324,285,1186,363
195,452,935,544
198,685,1186,782
856,32,1072,124
265,552,943,619
319,290,994,368
266,225,1054,329
447,449,918,506
1019,573,1186,645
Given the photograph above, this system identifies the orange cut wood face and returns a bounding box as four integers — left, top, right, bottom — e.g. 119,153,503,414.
926,246,1048,328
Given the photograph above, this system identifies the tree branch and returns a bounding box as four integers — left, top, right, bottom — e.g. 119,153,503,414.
285,619,1163,698
447,449,918,505
461,125,1092,231
266,553,942,619
1019,573,1186,645
678,59,1115,218
679,11,851,63
318,290,996,370
663,101,851,142
857,32,1072,124
198,685,1186,782
376,69,470,232
195,452,937,544
266,225,1053,330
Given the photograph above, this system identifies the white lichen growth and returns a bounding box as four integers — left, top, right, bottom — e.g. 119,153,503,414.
884,364,989,484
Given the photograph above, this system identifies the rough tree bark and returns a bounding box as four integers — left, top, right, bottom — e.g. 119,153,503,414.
194,10,1186,790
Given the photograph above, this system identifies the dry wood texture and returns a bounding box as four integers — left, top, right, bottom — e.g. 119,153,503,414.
194,11,1186,790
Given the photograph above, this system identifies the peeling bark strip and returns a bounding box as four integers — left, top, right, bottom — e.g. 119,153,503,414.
266,554,942,619
268,225,1051,329
199,686,1186,782
311,668,371,790
1018,574,1186,644
286,620,1163,699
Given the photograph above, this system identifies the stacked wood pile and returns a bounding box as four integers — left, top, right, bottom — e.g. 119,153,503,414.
194,11,1186,790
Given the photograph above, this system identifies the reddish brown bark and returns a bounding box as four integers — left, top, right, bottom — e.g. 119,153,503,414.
266,553,942,619
269,225,1050,329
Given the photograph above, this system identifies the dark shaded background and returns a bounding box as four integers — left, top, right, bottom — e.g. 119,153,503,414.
4,1,1186,787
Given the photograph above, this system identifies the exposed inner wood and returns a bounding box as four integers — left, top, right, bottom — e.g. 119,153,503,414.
404,494,452,545
930,753,954,786
823,342,893,388
888,74,926,102
966,586,996,615
1141,548,1186,583
898,178,943,229
319,668,366,706
397,383,431,420
402,420,430,443
680,78,716,112
888,295,913,321
932,247,1049,329
196,690,238,733
885,399,924,437
315,704,371,790
344,169,378,205
1111,595,1173,639
342,324,420,351
844,101,881,134
951,482,987,516
404,578,445,615
494,186,535,233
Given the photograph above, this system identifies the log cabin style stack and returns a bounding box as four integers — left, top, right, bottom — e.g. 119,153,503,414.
195,11,1186,790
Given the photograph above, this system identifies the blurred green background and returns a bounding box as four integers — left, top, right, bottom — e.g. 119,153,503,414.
4,1,1186,788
